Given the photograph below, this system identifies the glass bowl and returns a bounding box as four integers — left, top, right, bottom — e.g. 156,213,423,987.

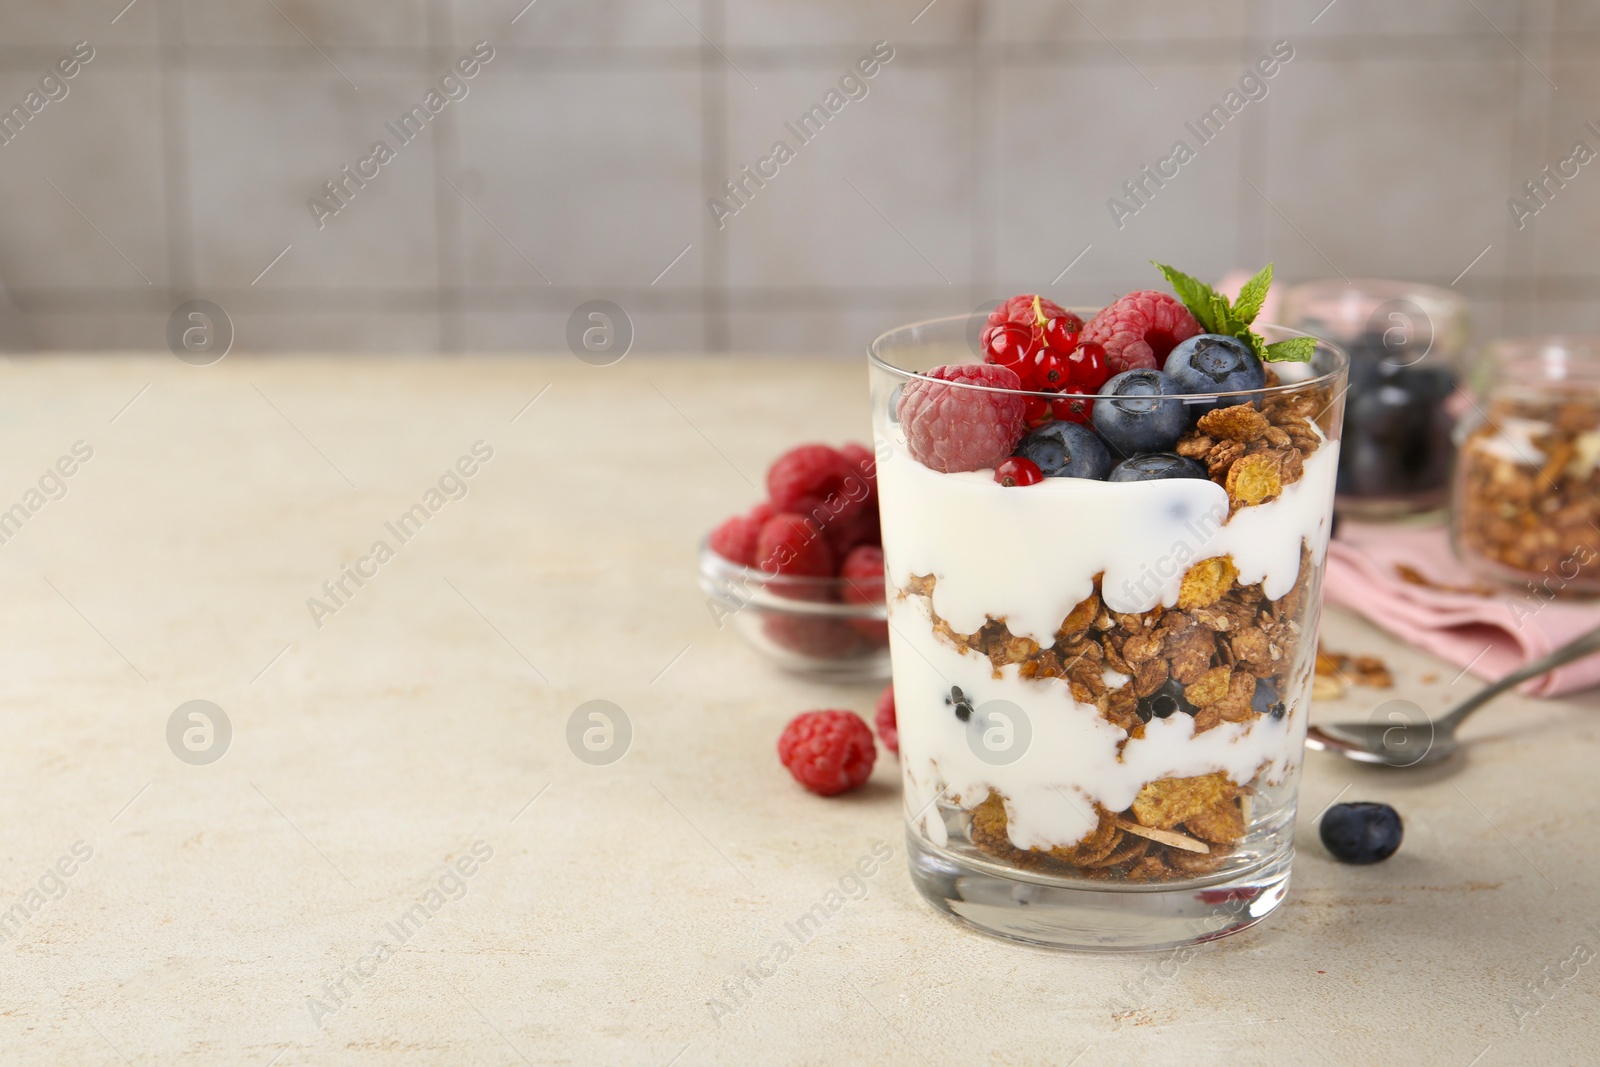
698,538,890,682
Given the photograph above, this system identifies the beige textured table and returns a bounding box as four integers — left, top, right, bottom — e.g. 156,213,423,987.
2,355,1597,1065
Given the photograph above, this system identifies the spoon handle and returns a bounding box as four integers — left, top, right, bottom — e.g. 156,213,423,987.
1435,621,1600,730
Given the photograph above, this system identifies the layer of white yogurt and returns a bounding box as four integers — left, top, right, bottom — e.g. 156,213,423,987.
877,434,1338,646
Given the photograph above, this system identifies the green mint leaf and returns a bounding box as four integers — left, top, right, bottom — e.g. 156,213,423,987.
1232,263,1273,326
1242,329,1269,363
1263,336,1316,363
1207,291,1237,337
1152,261,1224,333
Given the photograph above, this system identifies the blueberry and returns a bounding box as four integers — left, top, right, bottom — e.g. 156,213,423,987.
1337,366,1457,499
1164,334,1266,415
1252,679,1286,719
946,685,974,722
1137,679,1194,723
1320,802,1403,864
1092,370,1188,456
1108,452,1208,483
1014,420,1112,480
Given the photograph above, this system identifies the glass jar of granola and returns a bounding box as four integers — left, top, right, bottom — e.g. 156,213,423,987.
1452,336,1600,596
871,309,1347,951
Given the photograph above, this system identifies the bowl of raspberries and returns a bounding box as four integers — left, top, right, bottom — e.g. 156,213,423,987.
700,442,890,681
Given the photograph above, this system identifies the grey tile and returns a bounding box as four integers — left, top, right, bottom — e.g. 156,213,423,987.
992,60,1252,295
0,66,169,290
721,63,975,289
447,308,705,353
991,0,1251,42
185,68,443,291
449,67,701,290
725,301,947,356
1262,55,1520,284
1265,0,1525,37
447,0,702,48
0,2,159,47
228,310,439,352
177,0,431,47
14,310,168,351
1515,56,1600,285
723,0,977,46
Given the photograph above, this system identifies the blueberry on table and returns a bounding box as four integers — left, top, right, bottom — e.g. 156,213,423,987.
1014,420,1112,480
1164,334,1266,415
1320,802,1403,864
1109,452,1208,483
1092,370,1188,456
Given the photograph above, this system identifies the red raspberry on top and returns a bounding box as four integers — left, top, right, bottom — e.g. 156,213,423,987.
897,363,1027,473
874,685,898,754
1081,290,1201,373
778,709,877,796
988,293,1070,330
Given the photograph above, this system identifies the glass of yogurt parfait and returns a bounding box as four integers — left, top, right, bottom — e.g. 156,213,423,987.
868,269,1348,950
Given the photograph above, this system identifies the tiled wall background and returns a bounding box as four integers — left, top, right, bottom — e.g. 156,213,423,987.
0,0,1593,354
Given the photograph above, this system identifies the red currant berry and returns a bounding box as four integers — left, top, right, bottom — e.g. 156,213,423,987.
1065,341,1110,392
1053,394,1094,424
1022,395,1053,428
982,322,1037,372
1043,314,1083,353
995,457,1043,487
1033,351,1070,391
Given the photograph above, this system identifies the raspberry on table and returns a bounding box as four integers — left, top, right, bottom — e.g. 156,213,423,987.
874,685,898,754
896,363,1027,473
778,709,878,796
1082,290,1201,373
708,513,763,566
756,513,835,599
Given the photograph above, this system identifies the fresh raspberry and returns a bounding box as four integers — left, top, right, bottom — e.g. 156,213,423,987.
747,500,776,526
762,614,861,658
840,544,888,642
839,442,877,502
769,443,876,553
709,513,762,566
756,513,835,600
767,444,852,515
1081,291,1201,373
897,363,1027,473
874,685,898,754
987,294,1071,331
778,710,877,796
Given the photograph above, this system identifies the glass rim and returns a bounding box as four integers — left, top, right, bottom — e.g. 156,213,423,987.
867,313,1349,403
696,536,886,617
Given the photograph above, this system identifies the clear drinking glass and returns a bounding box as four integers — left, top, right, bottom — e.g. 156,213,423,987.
869,314,1348,951
1279,279,1470,520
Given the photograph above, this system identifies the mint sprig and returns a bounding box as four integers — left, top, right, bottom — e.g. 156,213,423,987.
1150,260,1313,363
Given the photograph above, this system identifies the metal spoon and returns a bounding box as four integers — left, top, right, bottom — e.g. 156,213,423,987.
1304,622,1600,767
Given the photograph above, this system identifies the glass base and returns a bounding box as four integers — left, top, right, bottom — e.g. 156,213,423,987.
907,831,1292,953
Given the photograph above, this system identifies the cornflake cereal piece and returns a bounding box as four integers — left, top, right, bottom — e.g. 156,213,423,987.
1082,832,1151,870
1131,773,1237,831
1197,403,1270,442
1175,432,1213,460
1178,556,1239,609
1215,671,1257,722
1226,452,1284,509
1186,799,1246,846
1205,439,1246,480
1057,587,1101,640
1166,844,1230,876
1184,665,1232,707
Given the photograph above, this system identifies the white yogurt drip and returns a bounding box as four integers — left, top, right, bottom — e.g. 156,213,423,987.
878,427,1338,851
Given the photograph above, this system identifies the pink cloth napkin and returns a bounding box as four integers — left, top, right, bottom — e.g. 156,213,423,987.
1323,522,1600,697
